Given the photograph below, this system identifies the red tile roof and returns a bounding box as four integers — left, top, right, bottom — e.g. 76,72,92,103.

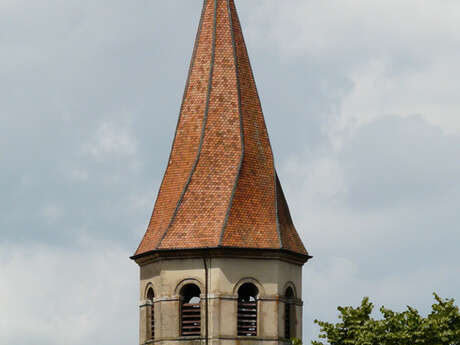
134,0,308,257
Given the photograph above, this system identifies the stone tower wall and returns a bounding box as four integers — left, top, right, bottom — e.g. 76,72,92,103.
138,257,303,345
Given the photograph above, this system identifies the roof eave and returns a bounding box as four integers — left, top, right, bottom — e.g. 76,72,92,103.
130,246,312,266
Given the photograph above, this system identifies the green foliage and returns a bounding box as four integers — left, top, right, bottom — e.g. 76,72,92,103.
291,338,303,345
312,294,460,345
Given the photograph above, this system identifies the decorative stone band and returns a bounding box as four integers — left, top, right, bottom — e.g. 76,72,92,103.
144,335,286,343
140,294,303,307
132,247,312,266
278,296,304,306
139,296,180,307
207,294,303,306
139,299,153,308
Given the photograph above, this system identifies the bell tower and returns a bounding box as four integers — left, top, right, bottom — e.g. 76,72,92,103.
131,1,311,344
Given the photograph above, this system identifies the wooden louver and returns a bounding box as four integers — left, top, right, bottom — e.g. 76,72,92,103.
237,300,257,336
151,303,155,339
181,303,201,336
285,301,291,339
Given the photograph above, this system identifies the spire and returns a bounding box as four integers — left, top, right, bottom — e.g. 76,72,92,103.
134,0,308,257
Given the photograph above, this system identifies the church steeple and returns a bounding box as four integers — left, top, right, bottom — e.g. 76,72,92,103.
134,0,308,258
132,2,311,343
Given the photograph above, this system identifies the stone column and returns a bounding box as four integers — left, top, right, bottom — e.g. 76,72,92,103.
139,299,152,344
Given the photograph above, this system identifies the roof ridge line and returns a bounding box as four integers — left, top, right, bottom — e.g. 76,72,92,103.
274,170,283,249
219,0,245,247
158,0,218,249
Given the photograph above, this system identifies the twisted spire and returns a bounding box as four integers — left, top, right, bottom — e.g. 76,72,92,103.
135,0,308,257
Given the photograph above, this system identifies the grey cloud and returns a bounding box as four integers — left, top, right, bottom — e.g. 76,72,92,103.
0,243,138,345
2,1,459,344
281,115,460,342
341,115,460,208
1,1,202,246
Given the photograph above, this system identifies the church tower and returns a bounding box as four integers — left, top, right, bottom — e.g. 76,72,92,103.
131,1,311,344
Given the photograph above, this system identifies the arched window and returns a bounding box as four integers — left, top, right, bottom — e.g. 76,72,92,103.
146,287,155,339
180,284,201,337
285,286,295,339
237,283,258,336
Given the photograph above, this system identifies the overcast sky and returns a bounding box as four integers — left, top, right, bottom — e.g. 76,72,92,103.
1,1,460,344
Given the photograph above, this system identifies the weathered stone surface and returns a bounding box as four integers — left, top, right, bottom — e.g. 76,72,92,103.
139,257,303,344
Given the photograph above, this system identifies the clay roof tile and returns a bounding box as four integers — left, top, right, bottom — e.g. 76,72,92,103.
134,0,308,257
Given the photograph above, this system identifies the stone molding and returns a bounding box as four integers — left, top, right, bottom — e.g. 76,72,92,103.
140,294,303,307
144,335,288,344
232,276,265,296
132,247,311,266
174,277,204,296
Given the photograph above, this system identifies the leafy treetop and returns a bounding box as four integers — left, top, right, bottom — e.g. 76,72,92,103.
307,294,460,345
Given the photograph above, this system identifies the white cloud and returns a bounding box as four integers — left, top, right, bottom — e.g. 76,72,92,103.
246,0,460,134
40,203,63,224
69,168,89,181
304,256,460,341
253,0,460,64
2,1,459,344
337,56,460,136
86,121,137,159
284,154,346,202
281,115,460,342
0,242,137,345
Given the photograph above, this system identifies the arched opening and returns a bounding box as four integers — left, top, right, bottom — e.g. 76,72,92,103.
285,286,295,339
237,283,258,336
146,287,155,339
180,284,201,337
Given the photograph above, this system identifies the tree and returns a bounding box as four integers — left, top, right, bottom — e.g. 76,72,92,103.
312,294,460,345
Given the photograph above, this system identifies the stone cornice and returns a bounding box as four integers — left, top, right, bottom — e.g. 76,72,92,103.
131,247,312,266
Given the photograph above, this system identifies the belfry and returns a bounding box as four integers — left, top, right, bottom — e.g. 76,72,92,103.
131,1,311,344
